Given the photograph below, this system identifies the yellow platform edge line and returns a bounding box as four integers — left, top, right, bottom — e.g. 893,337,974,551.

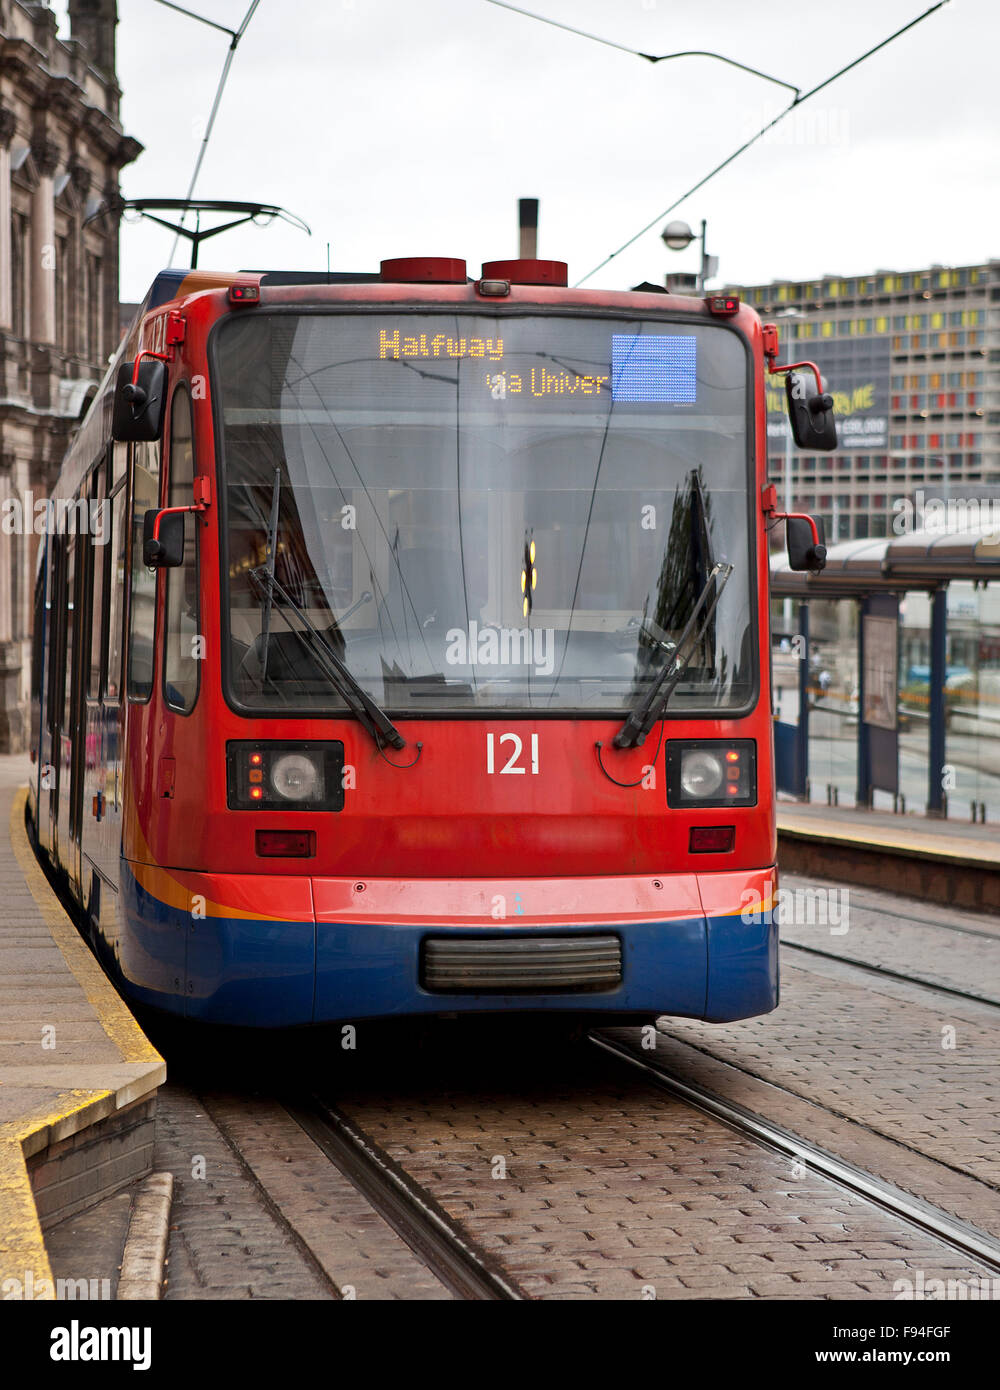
0,1092,113,1299
776,815,1000,868
1,790,165,1297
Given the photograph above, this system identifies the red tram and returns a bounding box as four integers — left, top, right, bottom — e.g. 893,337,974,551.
27,255,831,1027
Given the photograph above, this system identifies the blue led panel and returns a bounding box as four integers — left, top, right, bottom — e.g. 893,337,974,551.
611,334,697,403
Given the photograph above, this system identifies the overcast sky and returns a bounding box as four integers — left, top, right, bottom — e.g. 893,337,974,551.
50,0,1000,301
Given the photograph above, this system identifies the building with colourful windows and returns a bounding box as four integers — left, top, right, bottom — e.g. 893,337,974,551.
725,262,999,546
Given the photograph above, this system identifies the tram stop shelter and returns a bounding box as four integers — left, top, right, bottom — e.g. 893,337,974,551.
770,525,1000,821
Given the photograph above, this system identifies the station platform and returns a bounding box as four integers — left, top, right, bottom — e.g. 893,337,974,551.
777,799,1000,910
0,755,164,1298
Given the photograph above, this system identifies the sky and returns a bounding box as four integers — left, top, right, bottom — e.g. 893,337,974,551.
49,0,1000,301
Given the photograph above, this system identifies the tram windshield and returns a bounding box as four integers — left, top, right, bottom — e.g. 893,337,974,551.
214,311,756,715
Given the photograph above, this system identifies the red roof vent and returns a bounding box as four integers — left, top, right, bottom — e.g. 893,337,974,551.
481,259,568,287
380,257,467,284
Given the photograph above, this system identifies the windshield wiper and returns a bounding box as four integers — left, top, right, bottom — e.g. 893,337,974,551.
258,467,282,689
248,469,404,749
249,565,406,750
613,561,734,749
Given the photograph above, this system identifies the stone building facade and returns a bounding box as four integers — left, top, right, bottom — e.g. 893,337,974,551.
0,0,139,752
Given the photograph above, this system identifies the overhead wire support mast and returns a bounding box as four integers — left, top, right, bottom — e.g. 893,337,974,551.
511,0,949,287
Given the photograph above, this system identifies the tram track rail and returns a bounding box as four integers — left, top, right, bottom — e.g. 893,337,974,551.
590,1030,1000,1276
283,1097,524,1301
779,938,1000,1009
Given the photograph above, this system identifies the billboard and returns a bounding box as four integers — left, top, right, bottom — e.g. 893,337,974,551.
766,334,891,451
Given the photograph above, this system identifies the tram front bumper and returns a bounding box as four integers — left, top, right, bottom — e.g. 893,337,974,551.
120,862,776,1026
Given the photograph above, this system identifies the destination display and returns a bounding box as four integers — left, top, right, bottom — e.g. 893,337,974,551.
377,326,700,405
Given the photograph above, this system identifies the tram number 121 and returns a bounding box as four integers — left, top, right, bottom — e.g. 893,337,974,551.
486,732,540,776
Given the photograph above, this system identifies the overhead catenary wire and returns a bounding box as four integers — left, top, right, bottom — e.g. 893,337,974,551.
486,0,801,94
152,0,264,266
488,1,950,287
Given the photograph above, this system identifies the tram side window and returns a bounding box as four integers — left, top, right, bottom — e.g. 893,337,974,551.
163,387,200,712
31,562,44,702
127,451,160,701
88,458,108,699
46,539,64,734
63,538,77,733
106,485,127,701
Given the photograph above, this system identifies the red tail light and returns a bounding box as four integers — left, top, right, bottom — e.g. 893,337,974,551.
255,830,315,858
689,826,735,853
229,284,260,304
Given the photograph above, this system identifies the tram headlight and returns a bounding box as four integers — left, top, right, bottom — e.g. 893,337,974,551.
270,752,321,802
226,741,346,811
680,751,724,799
667,740,756,808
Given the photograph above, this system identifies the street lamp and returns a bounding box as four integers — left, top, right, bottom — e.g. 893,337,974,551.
660,219,718,291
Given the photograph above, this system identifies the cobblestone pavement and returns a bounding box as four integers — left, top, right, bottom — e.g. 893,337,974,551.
328,1039,999,1300
656,951,1000,1236
153,1083,451,1300
779,871,1000,1003
154,1085,334,1300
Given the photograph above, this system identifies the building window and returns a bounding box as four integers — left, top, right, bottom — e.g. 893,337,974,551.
11,213,29,337
86,254,103,363
55,234,70,352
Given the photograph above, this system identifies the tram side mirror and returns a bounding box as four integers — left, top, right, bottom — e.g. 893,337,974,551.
112,358,167,442
143,509,184,568
786,515,827,574
785,370,837,452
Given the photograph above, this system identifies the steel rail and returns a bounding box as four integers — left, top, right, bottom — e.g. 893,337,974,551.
785,891,1000,943
780,939,1000,1009
590,1030,1000,1274
284,1097,524,1301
